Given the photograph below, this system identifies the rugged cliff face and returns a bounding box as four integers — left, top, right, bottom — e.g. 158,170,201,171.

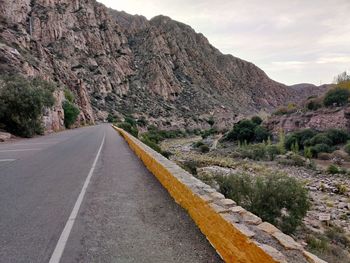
0,0,325,131
266,107,350,134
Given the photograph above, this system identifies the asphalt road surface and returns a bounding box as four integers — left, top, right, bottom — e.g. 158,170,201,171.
0,124,222,263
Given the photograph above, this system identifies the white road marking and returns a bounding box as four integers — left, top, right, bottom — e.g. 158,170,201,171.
0,148,42,152
8,142,56,146
0,159,16,162
49,134,106,263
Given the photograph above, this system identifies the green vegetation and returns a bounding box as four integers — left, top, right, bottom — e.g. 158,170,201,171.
284,128,348,157
285,129,316,150
327,164,340,174
117,121,139,138
324,87,350,107
273,103,297,116
325,129,348,145
0,75,56,137
207,116,215,127
106,113,118,123
143,125,186,143
201,128,217,139
306,226,350,263
216,173,310,234
306,98,322,111
251,116,263,125
225,117,271,143
62,101,80,128
199,144,210,153
64,88,75,103
344,142,350,155
140,126,187,157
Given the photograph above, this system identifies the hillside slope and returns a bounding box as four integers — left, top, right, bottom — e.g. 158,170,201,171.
0,0,325,131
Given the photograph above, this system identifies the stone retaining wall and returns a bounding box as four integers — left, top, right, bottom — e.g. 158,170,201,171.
113,126,326,263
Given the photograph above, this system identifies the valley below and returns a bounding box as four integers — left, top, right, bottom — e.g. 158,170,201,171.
160,135,350,263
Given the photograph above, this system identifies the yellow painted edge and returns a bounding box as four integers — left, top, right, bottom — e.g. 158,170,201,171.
113,126,279,263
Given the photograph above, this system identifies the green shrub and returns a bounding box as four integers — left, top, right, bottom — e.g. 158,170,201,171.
251,116,263,125
306,235,329,252
194,141,205,148
199,144,210,153
324,87,350,107
64,88,75,103
249,144,267,160
273,106,289,115
344,143,350,155
226,120,256,142
226,119,270,143
327,164,340,174
306,99,322,111
144,127,186,143
304,147,313,159
325,129,348,145
277,129,286,154
309,134,333,146
124,116,137,127
141,136,161,152
136,116,148,127
216,173,310,234
290,153,306,166
291,141,300,154
117,122,139,137
0,75,56,137
201,128,217,139
285,129,317,150
62,101,80,128
207,117,215,127
311,144,332,157
266,145,280,161
254,126,271,142
106,113,118,123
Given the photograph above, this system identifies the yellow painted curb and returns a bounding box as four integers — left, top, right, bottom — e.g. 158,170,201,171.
113,126,279,263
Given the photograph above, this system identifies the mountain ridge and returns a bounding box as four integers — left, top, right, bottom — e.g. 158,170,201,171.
0,0,328,131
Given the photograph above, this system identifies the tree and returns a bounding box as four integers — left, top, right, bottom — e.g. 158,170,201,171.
325,129,348,145
324,87,350,107
62,101,80,128
254,125,271,142
226,119,257,142
334,71,350,84
0,75,55,137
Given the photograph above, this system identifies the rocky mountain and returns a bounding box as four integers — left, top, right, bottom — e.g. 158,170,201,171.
266,106,350,134
0,0,327,132
290,83,332,100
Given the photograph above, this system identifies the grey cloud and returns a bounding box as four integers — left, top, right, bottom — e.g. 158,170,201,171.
98,0,350,85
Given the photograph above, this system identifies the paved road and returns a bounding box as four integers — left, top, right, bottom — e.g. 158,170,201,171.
0,124,221,263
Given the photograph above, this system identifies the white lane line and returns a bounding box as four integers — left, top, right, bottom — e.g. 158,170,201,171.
8,142,56,146
0,148,42,152
0,159,16,162
49,134,106,263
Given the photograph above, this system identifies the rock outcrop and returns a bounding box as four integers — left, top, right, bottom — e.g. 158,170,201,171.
0,0,327,131
266,107,350,134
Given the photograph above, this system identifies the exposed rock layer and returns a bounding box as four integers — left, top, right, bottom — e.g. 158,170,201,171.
0,0,326,131
266,107,350,134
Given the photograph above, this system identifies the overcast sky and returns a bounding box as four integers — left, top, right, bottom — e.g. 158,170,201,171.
98,0,350,85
